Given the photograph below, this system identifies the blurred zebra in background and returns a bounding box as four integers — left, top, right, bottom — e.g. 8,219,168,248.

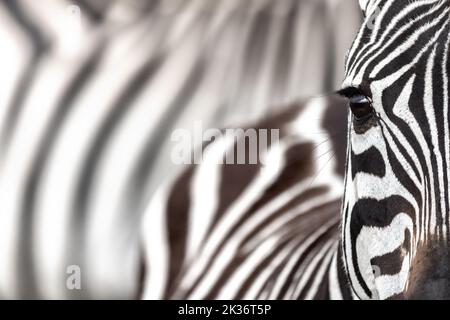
0,0,360,299
141,95,354,299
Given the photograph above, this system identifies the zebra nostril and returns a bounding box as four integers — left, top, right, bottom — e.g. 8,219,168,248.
405,243,450,300
407,279,450,300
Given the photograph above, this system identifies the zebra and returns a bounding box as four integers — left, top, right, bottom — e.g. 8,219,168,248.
141,0,450,300
341,0,450,300
0,0,360,299
140,95,354,300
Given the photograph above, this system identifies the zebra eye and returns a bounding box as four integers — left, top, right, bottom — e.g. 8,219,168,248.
337,87,374,121
349,94,373,120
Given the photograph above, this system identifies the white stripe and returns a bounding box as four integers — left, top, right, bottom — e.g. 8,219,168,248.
328,250,344,300
85,19,205,298
291,239,335,298
269,219,338,299
0,5,30,149
304,241,336,300
141,183,171,300
424,45,443,235
186,136,235,263
183,142,286,298
442,31,450,238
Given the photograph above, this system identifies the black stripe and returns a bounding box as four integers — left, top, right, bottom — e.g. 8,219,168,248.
164,168,193,298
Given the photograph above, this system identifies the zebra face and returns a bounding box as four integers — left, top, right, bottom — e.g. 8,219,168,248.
340,0,450,299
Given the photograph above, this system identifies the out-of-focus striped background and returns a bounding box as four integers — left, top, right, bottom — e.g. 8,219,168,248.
0,0,361,299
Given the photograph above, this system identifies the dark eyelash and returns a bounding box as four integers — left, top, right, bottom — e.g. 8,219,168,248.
336,87,367,99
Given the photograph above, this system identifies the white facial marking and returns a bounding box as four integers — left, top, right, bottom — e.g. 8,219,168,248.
356,213,413,299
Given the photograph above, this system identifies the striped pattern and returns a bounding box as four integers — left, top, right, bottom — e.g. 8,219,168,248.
142,0,450,301
141,96,354,299
0,0,360,299
341,0,450,299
